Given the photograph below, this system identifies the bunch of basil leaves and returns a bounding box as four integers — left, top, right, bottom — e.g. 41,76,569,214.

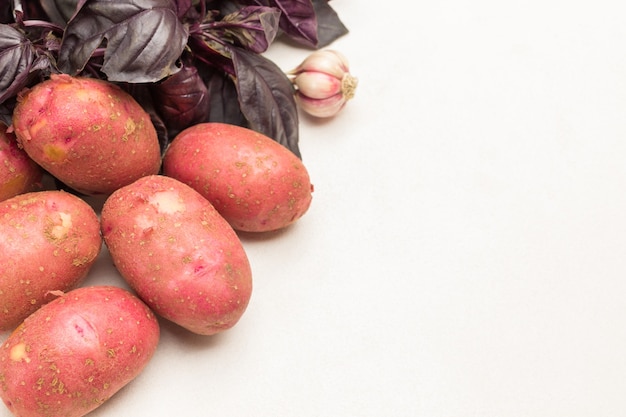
0,0,349,159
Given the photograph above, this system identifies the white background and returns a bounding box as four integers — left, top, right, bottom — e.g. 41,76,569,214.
4,1,626,416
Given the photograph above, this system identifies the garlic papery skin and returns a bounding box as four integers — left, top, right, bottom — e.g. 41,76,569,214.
289,49,358,118
291,50,350,80
293,72,343,100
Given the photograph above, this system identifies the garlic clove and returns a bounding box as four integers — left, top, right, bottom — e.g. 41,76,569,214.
293,71,343,100
289,49,350,80
295,92,346,118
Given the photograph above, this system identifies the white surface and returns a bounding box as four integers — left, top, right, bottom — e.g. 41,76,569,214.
4,1,626,416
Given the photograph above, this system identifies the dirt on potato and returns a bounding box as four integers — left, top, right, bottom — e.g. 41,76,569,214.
0,286,160,417
11,74,162,196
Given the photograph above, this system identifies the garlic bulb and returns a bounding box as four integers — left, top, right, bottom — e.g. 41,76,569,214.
288,50,358,118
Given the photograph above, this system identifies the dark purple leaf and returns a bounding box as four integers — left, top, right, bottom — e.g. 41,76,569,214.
231,46,300,158
40,0,80,25
17,1,51,21
216,5,280,53
150,61,211,137
0,25,38,104
0,7,13,24
58,0,189,83
312,0,348,47
0,103,13,127
172,0,198,20
186,33,235,75
242,0,317,48
203,68,247,126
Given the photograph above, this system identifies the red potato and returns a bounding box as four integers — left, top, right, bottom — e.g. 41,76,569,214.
11,74,162,195
0,190,102,332
0,124,43,202
100,175,253,336
162,122,313,232
0,285,160,417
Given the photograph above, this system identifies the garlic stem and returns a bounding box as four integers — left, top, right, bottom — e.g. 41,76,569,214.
341,73,358,100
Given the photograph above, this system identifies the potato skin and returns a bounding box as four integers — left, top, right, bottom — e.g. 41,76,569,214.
12,74,162,195
162,122,313,232
100,175,253,335
0,124,42,202
0,190,102,332
0,285,160,417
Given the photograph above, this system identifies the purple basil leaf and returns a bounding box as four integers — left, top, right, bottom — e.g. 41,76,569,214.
0,25,37,104
203,68,247,126
40,0,80,25
312,0,348,47
0,7,13,24
0,103,13,127
172,0,197,20
58,0,189,83
242,0,317,48
16,1,51,21
150,61,211,137
187,33,235,75
217,5,280,53
230,46,300,158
